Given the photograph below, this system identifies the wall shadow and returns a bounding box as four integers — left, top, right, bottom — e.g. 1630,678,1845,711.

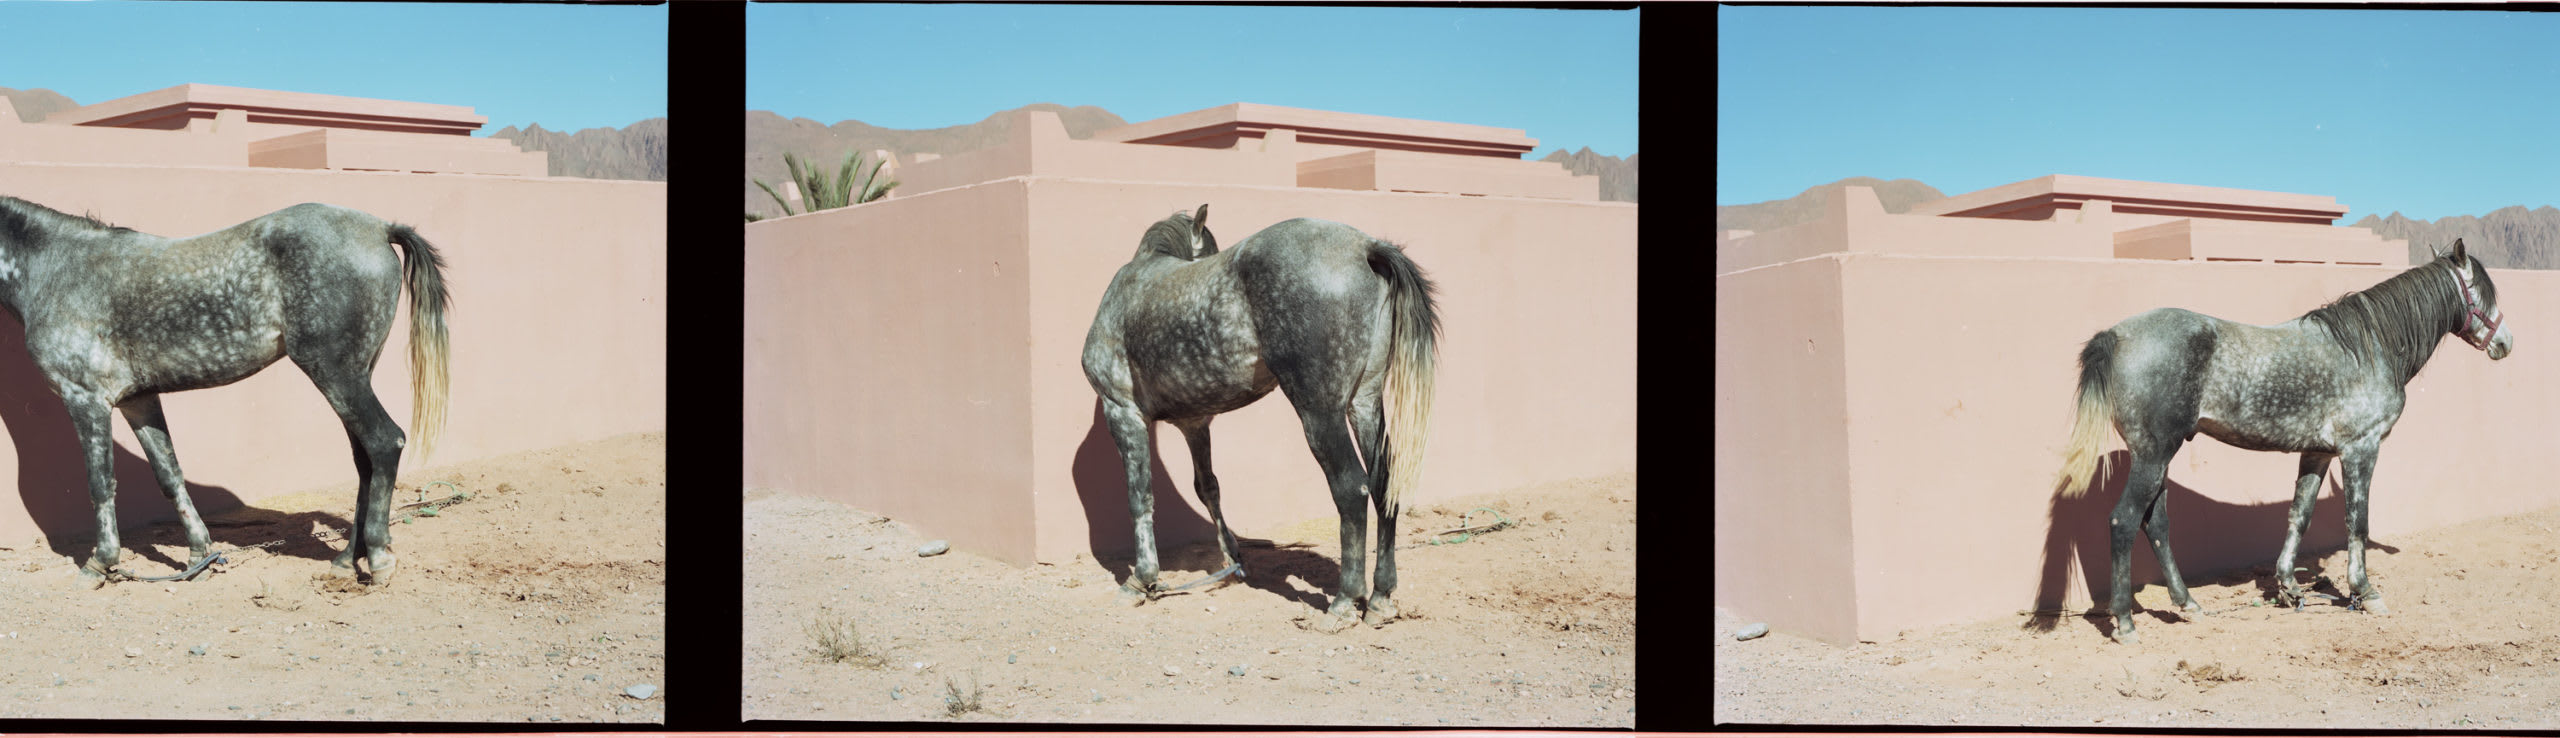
0,310,349,571
2026,449,2403,638
1072,399,1340,611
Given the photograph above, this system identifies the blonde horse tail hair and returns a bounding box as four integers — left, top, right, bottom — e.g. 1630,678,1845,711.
389,224,451,461
2055,331,2119,498
1371,239,1440,517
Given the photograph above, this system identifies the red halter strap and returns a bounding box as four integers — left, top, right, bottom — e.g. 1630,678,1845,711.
2448,258,2501,350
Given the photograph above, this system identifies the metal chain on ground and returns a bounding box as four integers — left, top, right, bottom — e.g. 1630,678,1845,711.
1399,506,1515,550
111,479,475,582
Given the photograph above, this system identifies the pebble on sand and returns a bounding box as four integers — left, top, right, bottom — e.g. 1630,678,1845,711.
917,541,949,557
625,684,657,700
1735,623,1770,641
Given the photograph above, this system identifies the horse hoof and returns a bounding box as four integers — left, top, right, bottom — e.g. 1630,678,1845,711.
2361,597,2390,616
322,562,359,582
2112,629,2140,646
1364,599,1400,627
75,567,107,590
1115,585,1149,607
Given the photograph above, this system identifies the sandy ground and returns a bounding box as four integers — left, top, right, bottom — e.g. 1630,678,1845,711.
1715,503,2560,729
743,473,1636,726
0,432,666,723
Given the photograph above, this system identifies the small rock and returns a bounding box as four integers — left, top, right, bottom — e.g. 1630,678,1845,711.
1229,665,1247,677
1007,653,1017,664
1735,623,1770,641
917,541,949,557
123,647,141,658
624,684,656,700
1163,665,1181,676
891,687,903,700
189,644,208,657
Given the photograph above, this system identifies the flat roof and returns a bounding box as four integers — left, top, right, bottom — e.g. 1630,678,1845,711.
1092,102,1538,159
45,83,488,136
1908,174,2349,224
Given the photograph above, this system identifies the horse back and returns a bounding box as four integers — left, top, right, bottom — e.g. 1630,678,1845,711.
1086,250,1276,420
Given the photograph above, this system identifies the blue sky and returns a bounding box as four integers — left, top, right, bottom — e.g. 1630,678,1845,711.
750,4,1638,159
0,2,665,134
1718,7,2560,222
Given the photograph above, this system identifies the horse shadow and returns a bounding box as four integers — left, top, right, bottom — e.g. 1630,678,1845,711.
2025,449,2402,638
0,311,351,573
1072,399,1340,612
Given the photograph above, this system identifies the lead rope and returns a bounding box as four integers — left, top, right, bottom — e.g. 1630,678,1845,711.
110,480,473,583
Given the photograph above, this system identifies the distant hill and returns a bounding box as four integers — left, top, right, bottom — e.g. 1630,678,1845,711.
2354,207,2560,270
1540,148,1637,203
1717,177,1948,233
744,104,1129,218
487,118,668,181
0,86,80,122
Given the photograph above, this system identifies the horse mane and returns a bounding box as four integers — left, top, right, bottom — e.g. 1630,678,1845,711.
1139,208,1217,260
0,196,131,242
2300,253,2474,379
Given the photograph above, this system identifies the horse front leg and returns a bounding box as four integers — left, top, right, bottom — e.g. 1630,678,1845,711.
1170,418,1245,588
1101,399,1161,605
65,397,120,589
118,395,213,578
2271,453,2330,609
2340,446,2388,614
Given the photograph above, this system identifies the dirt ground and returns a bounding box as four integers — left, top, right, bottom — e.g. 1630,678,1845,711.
1716,503,2560,729
742,473,1636,726
0,432,666,723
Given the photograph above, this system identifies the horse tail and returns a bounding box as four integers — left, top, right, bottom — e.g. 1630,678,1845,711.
388,224,452,460
1369,239,1441,517
2054,330,2119,498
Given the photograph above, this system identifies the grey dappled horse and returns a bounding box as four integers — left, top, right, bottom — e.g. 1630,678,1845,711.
2054,240,2512,644
1082,205,1440,631
0,197,450,588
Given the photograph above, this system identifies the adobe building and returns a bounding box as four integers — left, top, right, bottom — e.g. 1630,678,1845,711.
3,83,546,176
0,84,662,548
743,104,1636,567
1717,176,2556,644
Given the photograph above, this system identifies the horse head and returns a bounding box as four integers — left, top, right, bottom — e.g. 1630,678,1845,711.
1138,204,1217,261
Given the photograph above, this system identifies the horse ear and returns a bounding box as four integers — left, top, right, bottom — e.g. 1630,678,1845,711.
1193,204,1209,230
2450,238,2468,262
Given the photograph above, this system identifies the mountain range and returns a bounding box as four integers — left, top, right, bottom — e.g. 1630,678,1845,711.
1716,177,1949,234
1720,176,2560,269
744,104,1639,218
4,86,663,181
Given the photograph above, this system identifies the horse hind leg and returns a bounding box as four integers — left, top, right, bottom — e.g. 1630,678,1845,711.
1350,385,1400,627
118,395,214,579
66,396,120,589
1170,418,1245,588
1289,402,1373,633
1100,398,1163,605
2140,474,2202,616
2107,441,2182,645
300,363,406,585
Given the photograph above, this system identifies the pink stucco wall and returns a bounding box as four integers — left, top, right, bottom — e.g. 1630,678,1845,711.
1718,185,2553,644
0,163,665,547
744,136,1635,566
